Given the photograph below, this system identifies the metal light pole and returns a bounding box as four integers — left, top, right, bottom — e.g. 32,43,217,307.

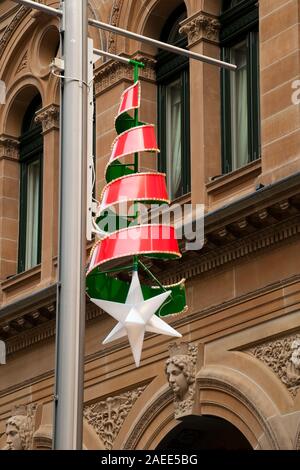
53,0,88,449
10,0,237,450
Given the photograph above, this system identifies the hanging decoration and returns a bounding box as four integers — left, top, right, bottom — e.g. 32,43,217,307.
86,60,187,367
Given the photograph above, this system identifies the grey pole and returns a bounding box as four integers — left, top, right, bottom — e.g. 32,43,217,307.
93,48,131,65
89,19,236,71
12,0,62,16
53,0,87,449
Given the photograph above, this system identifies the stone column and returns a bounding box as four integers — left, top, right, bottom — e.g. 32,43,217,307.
35,104,59,286
0,135,20,282
180,9,221,207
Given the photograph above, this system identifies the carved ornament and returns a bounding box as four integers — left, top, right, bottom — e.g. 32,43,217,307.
16,51,28,74
0,7,28,58
83,386,146,449
0,135,19,161
108,0,124,53
165,342,198,419
249,334,300,397
2,404,37,451
35,104,59,133
179,12,220,46
94,53,156,95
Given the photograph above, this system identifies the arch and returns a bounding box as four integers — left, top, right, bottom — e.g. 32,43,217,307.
2,81,43,137
295,420,300,450
122,364,292,450
115,0,188,56
0,10,62,135
157,415,252,449
88,0,105,52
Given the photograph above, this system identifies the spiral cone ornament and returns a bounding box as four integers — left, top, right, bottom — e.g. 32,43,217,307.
86,61,187,367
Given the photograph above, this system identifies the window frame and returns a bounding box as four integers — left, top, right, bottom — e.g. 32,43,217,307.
220,0,260,174
18,101,43,273
156,6,190,200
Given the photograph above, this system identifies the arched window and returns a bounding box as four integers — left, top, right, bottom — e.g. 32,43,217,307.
220,0,260,173
18,95,43,272
156,4,190,200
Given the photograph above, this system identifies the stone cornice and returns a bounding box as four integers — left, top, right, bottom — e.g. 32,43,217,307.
94,53,156,96
84,273,300,364
1,272,300,363
35,104,59,134
1,300,101,357
179,11,221,47
0,134,19,161
164,214,300,285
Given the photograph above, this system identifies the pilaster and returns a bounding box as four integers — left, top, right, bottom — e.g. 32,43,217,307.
0,135,20,281
180,10,221,207
35,105,59,285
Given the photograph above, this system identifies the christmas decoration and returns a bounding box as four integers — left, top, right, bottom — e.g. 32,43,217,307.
91,271,181,367
86,60,187,366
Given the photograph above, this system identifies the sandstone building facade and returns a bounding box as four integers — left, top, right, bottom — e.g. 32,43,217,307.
0,0,300,450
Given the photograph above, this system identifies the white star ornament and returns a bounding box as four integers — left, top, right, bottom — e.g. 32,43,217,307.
90,271,181,367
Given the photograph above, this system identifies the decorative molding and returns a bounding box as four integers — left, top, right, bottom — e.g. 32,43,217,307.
0,135,19,161
35,104,59,134
6,320,56,356
179,11,221,46
94,53,156,95
160,215,300,285
248,334,300,397
165,342,198,419
108,0,123,53
2,302,100,356
124,388,172,450
0,370,53,398
16,50,28,74
84,385,146,449
0,7,28,58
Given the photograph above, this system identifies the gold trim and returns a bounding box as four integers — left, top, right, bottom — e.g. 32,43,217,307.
105,150,160,179
158,304,188,318
87,250,182,275
115,80,141,123
99,197,170,215
88,222,179,264
100,171,167,202
151,278,186,289
92,223,177,242
111,124,156,149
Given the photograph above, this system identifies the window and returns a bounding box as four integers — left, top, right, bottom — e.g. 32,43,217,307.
156,5,190,200
18,95,43,272
220,0,260,173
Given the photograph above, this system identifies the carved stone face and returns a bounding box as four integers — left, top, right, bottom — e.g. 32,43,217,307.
5,423,23,450
166,362,188,400
291,347,300,369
